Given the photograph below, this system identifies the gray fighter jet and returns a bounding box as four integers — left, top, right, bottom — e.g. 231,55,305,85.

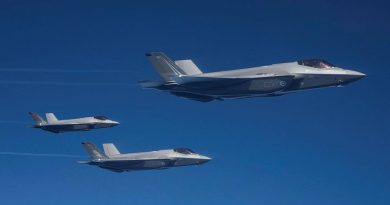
78,142,211,172
29,112,119,133
139,52,366,102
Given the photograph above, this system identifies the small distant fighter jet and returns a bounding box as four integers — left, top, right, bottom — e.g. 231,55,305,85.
139,52,366,102
78,142,211,172
29,112,119,133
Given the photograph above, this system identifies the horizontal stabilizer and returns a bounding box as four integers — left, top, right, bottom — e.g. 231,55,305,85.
76,160,90,164
138,81,164,88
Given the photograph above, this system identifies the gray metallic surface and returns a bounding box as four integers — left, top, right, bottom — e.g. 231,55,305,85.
79,142,211,172
29,112,119,133
140,52,365,102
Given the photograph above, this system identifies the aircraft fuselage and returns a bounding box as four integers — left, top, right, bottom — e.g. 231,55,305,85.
151,62,365,100
89,157,209,172
36,122,118,133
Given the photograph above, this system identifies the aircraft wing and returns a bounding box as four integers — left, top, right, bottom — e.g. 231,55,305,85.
96,158,176,172
99,166,125,173
139,74,296,102
178,74,295,88
170,91,217,102
139,80,177,89
76,160,91,164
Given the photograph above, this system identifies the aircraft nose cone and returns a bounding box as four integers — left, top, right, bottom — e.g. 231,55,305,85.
339,70,366,85
349,70,366,80
109,120,120,126
198,156,212,164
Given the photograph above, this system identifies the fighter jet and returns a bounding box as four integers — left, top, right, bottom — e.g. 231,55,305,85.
139,52,366,102
29,112,119,133
78,142,211,172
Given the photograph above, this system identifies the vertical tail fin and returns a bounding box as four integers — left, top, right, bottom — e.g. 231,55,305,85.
45,113,58,123
146,52,187,82
81,142,108,160
103,143,120,157
174,60,203,75
28,112,46,125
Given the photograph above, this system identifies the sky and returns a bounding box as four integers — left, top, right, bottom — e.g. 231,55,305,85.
0,0,389,204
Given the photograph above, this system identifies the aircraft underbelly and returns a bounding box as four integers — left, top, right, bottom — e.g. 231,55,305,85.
174,158,198,166
142,160,169,168
43,124,94,132
72,124,90,130
93,123,109,128
186,76,294,96
98,158,201,171
100,159,173,171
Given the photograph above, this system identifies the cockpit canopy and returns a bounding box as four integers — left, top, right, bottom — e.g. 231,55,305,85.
94,116,108,120
174,148,195,154
298,59,335,69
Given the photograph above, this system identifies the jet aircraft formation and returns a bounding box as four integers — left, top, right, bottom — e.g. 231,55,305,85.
27,52,365,172
28,112,211,172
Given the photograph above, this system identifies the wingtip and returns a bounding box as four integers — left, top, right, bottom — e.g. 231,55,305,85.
76,160,90,164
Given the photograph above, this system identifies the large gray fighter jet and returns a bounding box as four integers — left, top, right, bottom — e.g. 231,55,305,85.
139,52,366,102
29,112,119,133
78,142,211,172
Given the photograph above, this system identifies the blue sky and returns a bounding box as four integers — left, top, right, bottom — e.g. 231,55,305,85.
0,0,389,204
